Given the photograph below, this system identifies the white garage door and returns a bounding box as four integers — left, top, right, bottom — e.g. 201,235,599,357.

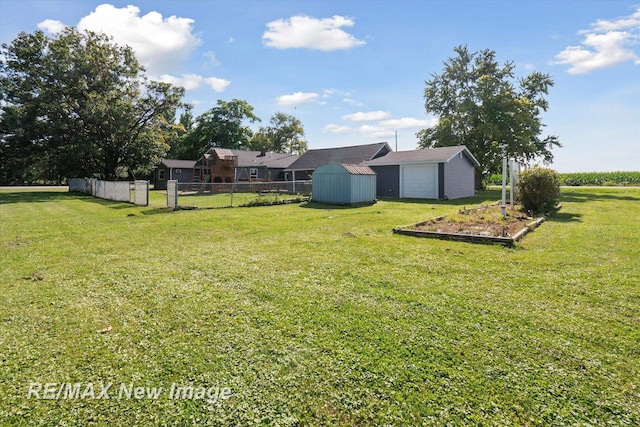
401,164,438,199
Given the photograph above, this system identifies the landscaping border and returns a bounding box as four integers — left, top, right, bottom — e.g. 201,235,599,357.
392,210,550,247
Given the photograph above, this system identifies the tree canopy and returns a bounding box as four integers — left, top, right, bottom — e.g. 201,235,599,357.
417,45,560,186
249,112,308,154
0,28,185,183
179,99,261,159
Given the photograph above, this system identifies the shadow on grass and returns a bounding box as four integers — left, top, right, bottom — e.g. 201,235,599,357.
301,190,502,210
547,211,583,223
0,191,79,204
560,190,640,204
140,207,176,215
378,190,502,206
300,201,370,210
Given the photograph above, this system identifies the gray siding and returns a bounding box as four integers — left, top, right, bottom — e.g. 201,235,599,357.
312,163,376,205
155,167,169,190
370,165,399,198
154,167,194,190
444,153,475,199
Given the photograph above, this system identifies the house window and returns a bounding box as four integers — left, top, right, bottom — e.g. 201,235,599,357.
250,168,258,179
175,169,182,174
158,169,165,179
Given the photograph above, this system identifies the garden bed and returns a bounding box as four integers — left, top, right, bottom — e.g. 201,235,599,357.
393,203,548,247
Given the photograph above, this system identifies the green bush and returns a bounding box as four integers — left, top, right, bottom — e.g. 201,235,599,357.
518,167,560,214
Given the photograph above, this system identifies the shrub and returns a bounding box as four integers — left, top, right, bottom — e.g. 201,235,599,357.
518,167,560,214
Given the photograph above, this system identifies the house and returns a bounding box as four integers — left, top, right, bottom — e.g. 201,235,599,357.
312,163,377,206
285,142,392,181
154,159,196,190
362,145,479,200
233,149,299,182
194,148,299,184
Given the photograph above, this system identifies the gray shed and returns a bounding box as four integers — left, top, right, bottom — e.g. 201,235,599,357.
312,163,377,205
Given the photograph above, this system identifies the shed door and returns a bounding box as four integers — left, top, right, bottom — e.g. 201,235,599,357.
401,164,438,199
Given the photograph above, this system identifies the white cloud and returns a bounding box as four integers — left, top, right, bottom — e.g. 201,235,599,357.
263,15,366,51
553,7,640,73
77,4,201,75
37,19,65,34
36,4,229,93
379,117,436,129
203,51,220,67
343,111,391,122
358,125,395,139
589,8,640,32
158,74,230,92
277,91,319,107
323,124,352,133
343,98,364,107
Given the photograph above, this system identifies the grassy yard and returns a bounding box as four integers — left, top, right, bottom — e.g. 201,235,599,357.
0,187,638,425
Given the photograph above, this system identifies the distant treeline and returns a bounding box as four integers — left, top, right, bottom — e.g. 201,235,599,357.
486,171,640,186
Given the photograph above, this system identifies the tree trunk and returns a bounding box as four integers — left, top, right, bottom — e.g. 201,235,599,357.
475,168,485,190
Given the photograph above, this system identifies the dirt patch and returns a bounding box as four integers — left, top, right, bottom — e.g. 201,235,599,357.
411,204,534,238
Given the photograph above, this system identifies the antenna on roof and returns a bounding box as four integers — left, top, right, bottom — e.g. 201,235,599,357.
395,130,398,152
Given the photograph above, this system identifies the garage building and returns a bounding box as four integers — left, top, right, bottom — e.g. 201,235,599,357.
363,145,479,200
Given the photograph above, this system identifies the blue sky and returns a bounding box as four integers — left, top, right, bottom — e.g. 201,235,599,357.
1,0,639,172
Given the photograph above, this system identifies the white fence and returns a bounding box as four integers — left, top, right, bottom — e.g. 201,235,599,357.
134,180,149,206
95,179,130,202
167,180,178,209
69,178,149,206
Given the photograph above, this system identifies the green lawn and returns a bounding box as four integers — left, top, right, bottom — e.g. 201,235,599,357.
0,188,638,425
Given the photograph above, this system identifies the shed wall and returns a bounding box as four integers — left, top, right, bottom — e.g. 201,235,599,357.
444,153,475,199
349,174,377,203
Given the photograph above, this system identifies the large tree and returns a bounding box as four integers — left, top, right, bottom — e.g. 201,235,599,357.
0,28,184,183
249,112,308,154
418,45,560,187
181,99,260,158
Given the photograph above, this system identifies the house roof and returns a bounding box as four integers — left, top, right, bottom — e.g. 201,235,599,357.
160,159,197,169
363,145,480,167
198,148,299,169
286,142,391,171
232,150,299,169
213,148,235,159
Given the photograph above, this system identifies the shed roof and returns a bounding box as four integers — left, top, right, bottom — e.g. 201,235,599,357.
313,163,377,175
341,164,376,175
286,142,391,171
363,145,480,167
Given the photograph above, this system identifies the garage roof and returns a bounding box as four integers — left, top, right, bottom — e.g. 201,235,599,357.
363,145,480,167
